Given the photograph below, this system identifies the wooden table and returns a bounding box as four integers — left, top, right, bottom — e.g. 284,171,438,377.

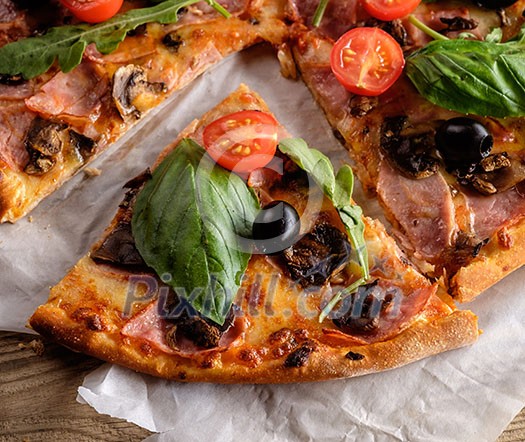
1,331,523,441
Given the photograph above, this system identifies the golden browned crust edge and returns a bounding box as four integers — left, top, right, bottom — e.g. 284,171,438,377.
29,302,478,384
450,216,525,303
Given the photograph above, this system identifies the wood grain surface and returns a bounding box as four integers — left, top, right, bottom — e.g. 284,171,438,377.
0,331,523,441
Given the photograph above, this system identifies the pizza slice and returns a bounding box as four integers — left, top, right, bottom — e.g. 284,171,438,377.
29,84,478,383
0,0,287,222
287,0,525,301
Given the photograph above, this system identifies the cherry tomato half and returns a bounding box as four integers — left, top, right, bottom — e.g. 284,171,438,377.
203,110,280,173
362,0,421,21
59,0,123,23
330,27,405,97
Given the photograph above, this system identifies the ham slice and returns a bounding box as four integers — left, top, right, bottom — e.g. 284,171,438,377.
324,278,435,345
0,0,16,23
377,160,456,261
464,184,525,240
25,62,109,123
287,0,366,41
0,102,33,170
122,299,247,356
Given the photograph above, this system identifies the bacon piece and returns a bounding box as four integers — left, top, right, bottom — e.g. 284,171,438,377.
122,299,247,356
377,160,456,261
464,184,525,240
0,102,33,170
300,66,351,121
25,62,109,124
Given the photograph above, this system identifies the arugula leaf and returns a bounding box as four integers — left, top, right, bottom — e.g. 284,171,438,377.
406,26,525,117
0,0,230,80
131,139,259,325
278,138,369,281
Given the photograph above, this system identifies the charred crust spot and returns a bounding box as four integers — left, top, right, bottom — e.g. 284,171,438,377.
345,351,365,361
248,17,260,25
200,353,220,369
162,32,183,51
140,342,153,355
71,307,106,331
237,349,263,368
282,223,351,289
284,341,317,368
178,371,187,380
293,328,309,340
269,328,293,345
497,228,513,249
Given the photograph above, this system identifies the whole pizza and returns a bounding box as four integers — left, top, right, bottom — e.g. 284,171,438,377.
0,0,524,382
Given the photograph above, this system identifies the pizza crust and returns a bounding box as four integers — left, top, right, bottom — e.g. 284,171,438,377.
451,217,525,303
30,299,477,383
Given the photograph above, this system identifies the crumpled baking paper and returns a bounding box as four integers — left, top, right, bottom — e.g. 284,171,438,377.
1,46,524,441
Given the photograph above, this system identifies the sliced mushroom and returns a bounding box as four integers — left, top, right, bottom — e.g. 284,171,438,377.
112,65,167,119
332,280,395,335
381,117,440,179
440,16,479,32
281,222,351,289
457,153,525,195
24,118,67,175
165,304,236,350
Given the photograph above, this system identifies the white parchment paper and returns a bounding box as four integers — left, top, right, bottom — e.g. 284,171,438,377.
1,46,525,441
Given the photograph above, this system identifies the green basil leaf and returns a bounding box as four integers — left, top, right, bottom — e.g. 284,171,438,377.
278,138,369,280
0,0,230,79
131,139,259,325
278,138,336,198
406,34,525,117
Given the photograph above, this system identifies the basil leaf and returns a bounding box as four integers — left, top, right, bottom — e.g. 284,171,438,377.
131,139,259,325
0,0,230,80
406,31,525,117
278,138,336,198
278,138,369,279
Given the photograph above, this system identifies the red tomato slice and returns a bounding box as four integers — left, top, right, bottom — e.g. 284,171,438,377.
330,27,405,97
59,0,123,23
362,0,421,21
202,110,280,174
